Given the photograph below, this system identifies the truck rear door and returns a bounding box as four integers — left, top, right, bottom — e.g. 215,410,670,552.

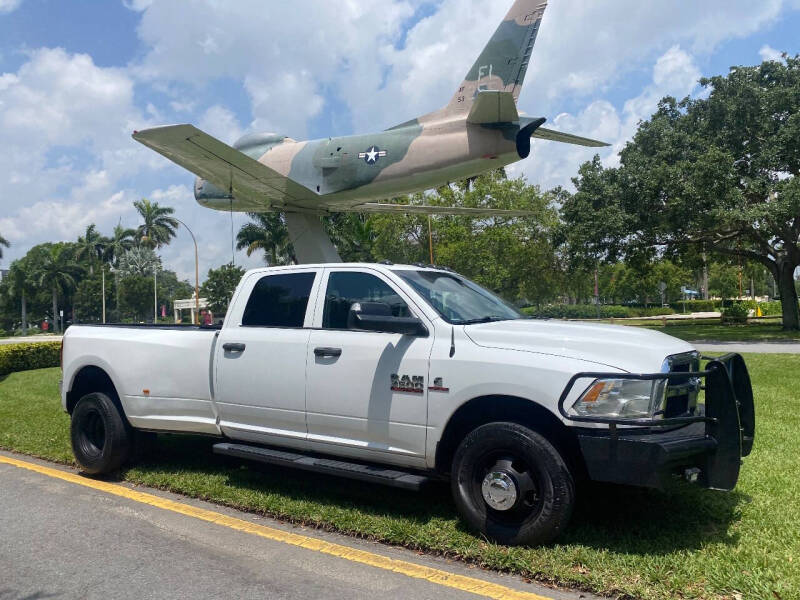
214,268,322,448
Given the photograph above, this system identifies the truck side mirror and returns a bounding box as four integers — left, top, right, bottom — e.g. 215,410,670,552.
348,302,428,336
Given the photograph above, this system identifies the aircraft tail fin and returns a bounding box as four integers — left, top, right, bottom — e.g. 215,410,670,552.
445,0,547,115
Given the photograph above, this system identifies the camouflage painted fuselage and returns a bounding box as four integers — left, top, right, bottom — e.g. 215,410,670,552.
196,115,526,213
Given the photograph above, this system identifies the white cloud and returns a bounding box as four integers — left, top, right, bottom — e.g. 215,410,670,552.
131,0,418,137
197,105,244,145
0,0,21,14
516,46,702,190
0,48,156,266
759,44,784,62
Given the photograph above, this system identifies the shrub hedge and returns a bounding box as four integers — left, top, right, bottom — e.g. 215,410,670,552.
721,303,750,324
0,342,61,377
522,304,675,319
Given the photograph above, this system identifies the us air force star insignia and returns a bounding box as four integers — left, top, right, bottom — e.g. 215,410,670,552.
358,145,387,164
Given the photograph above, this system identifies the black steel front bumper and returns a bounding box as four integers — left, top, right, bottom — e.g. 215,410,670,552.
559,353,755,491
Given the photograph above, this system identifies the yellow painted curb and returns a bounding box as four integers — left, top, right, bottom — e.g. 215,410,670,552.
0,454,554,600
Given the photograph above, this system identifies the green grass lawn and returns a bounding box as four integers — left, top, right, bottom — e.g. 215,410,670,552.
592,318,800,342
1,357,798,600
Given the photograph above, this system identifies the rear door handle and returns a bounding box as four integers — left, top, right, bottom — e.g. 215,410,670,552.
223,342,246,353
314,347,342,358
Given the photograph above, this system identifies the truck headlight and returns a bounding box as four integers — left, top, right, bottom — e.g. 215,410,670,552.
570,378,668,419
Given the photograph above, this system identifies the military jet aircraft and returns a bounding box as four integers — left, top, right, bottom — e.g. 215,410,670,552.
133,0,607,262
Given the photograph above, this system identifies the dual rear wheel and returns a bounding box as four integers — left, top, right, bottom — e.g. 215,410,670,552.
71,392,133,475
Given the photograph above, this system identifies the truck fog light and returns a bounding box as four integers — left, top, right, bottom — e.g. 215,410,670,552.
571,378,667,419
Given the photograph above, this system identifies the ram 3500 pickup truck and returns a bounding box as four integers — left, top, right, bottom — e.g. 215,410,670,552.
61,263,755,545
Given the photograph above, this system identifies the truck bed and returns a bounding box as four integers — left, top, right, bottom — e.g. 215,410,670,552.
62,324,221,434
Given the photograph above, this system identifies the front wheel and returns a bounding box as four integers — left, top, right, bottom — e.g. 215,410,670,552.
451,422,575,546
71,392,132,475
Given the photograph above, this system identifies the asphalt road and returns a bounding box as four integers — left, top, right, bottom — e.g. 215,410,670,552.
0,452,584,600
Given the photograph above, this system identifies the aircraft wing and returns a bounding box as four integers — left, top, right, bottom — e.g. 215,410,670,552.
338,203,534,217
531,127,609,147
132,125,318,209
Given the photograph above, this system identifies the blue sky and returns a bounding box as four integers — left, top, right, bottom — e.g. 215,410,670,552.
1,0,799,280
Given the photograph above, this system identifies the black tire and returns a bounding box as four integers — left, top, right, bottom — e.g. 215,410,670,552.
70,392,132,475
451,421,575,546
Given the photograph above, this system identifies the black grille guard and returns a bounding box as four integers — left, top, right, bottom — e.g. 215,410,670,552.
557,353,755,490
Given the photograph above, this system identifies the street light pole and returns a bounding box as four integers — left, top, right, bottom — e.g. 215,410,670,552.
153,265,158,323
174,218,200,325
101,267,106,324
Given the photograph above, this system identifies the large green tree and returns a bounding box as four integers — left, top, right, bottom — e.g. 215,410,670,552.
134,198,178,249
563,55,800,329
201,263,246,316
0,233,8,259
74,271,115,323
236,213,294,265
35,245,84,333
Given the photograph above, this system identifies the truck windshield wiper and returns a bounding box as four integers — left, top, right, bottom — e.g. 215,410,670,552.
458,316,509,325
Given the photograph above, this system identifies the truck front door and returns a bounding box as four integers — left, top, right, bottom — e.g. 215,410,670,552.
305,268,434,464
215,268,321,448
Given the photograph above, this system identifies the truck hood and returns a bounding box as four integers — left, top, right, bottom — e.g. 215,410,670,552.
463,319,695,373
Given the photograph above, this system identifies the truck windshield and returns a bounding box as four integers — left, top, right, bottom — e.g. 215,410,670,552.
396,270,523,325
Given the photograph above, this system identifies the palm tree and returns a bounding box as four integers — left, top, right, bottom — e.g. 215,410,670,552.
236,213,294,265
104,223,137,320
0,233,8,259
75,224,106,275
6,262,30,335
36,246,84,333
134,198,178,248
104,223,136,266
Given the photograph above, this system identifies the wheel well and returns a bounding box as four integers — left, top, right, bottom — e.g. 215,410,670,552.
434,395,584,476
66,366,123,417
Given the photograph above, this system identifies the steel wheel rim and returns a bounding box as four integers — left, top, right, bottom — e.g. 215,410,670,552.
471,450,544,523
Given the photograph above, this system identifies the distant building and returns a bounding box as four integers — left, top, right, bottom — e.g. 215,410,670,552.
0,269,9,283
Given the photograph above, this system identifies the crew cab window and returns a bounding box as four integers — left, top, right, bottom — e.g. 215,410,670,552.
242,272,316,328
322,271,411,330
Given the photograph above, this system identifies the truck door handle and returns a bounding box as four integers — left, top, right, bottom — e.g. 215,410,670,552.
314,347,342,358
223,342,246,353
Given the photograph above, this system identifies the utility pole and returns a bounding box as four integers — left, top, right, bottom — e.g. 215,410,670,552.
153,265,158,323
427,214,434,265
101,267,106,324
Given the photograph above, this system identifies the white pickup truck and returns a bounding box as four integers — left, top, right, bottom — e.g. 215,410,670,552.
61,263,755,545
